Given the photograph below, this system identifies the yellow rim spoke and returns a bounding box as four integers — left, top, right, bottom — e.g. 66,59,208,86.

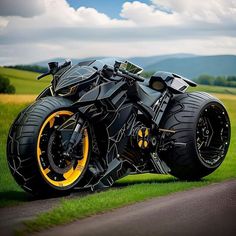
49,117,55,128
63,167,74,180
44,168,51,175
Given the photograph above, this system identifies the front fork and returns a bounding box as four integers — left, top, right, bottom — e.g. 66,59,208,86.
58,114,85,159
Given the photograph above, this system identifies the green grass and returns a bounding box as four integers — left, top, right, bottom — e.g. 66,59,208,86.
0,67,51,94
188,84,236,95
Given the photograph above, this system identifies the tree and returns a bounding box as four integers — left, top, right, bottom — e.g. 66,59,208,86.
0,75,15,94
215,76,226,86
197,75,214,85
227,76,236,82
141,71,154,79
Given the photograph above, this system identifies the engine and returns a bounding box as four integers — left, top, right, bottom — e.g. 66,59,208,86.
121,120,157,171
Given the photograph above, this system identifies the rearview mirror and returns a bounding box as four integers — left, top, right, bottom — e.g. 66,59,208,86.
115,60,143,74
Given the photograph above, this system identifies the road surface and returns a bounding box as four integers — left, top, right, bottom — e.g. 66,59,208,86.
36,180,236,236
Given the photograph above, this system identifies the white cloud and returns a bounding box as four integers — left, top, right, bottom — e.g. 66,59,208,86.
0,17,9,29
152,0,236,24
1,0,133,29
121,1,182,26
0,0,235,65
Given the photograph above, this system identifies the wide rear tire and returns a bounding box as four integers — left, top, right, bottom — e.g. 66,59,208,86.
7,97,90,196
160,92,230,180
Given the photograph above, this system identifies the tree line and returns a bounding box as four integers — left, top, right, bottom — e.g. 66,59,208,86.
5,65,48,73
142,72,236,88
195,75,236,87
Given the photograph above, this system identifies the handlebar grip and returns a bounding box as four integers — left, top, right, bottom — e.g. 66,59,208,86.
134,75,145,82
119,68,145,82
37,71,51,80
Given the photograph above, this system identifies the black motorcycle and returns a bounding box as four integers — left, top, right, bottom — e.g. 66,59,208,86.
7,58,231,195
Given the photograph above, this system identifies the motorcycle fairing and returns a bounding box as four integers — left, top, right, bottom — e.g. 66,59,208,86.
55,65,97,93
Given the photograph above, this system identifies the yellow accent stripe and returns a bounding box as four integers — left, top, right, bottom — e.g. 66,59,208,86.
144,128,149,137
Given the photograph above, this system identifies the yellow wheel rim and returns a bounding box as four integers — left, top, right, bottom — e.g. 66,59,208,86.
37,111,89,188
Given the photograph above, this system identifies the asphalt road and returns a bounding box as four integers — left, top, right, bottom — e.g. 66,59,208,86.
0,190,90,236
36,180,236,236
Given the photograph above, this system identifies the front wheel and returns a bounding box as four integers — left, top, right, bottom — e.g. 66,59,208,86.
7,97,90,196
160,92,230,180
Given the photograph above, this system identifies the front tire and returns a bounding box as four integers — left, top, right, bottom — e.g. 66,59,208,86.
160,92,230,180
7,97,90,196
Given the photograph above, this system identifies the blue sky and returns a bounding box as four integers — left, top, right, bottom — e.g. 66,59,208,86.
67,0,150,18
0,0,235,64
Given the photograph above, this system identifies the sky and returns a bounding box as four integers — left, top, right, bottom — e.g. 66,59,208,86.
0,0,236,65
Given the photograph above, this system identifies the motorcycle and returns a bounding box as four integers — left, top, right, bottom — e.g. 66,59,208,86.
7,58,231,196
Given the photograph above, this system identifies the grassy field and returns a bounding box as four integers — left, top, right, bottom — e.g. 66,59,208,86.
0,67,51,94
188,84,236,95
0,67,235,233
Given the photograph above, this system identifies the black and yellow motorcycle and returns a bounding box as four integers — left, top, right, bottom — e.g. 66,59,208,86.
7,59,231,196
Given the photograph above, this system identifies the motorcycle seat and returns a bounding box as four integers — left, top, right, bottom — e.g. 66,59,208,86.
138,81,162,107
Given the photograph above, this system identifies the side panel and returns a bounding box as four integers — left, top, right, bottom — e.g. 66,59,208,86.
103,103,135,164
76,81,126,105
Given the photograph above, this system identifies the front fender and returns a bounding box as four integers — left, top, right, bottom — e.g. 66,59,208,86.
36,86,53,100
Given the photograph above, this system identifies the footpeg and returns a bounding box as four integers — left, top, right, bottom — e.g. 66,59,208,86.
173,142,187,147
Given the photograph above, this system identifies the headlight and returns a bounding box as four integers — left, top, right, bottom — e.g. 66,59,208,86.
58,84,78,96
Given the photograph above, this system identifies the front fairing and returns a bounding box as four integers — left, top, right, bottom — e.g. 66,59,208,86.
54,65,97,93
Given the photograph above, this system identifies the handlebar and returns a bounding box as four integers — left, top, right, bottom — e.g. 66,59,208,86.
102,65,145,82
118,68,145,82
37,60,72,80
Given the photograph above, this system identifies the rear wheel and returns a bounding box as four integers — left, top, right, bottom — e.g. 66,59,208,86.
160,92,230,180
7,97,90,196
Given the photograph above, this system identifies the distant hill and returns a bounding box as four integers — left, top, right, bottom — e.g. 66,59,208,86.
144,55,236,78
128,54,195,68
32,54,236,79
32,54,194,69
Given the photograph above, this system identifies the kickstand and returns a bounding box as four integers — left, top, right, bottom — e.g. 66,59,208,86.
150,152,171,174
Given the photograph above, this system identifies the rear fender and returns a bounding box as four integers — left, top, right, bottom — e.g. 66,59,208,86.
150,71,197,94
